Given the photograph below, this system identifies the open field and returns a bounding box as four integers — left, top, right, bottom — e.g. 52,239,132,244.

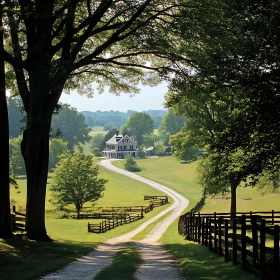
4,156,277,280
113,156,203,209
10,164,166,213
3,163,171,280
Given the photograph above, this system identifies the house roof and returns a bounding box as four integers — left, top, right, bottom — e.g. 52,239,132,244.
106,134,136,145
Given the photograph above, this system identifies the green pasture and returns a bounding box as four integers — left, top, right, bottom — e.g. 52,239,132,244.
10,164,166,213
113,156,203,209
4,156,277,280
2,161,172,280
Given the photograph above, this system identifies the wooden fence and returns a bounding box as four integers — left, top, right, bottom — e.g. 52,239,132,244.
144,195,168,207
179,211,280,279
88,195,169,233
88,212,143,233
11,206,26,232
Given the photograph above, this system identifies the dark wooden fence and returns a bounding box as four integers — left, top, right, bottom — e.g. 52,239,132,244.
87,195,169,234
179,210,280,279
88,212,143,233
11,206,26,232
144,195,168,207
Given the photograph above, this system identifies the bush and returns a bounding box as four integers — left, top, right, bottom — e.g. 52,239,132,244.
127,164,141,172
124,154,141,172
92,147,103,157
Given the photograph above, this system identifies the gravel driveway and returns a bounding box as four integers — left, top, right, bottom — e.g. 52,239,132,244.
41,159,189,280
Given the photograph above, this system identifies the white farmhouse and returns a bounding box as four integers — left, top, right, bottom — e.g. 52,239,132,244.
102,130,137,158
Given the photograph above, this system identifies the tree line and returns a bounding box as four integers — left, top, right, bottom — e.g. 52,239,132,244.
82,109,166,130
1,0,279,241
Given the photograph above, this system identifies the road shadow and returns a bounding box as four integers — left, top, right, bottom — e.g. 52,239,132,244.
0,235,99,280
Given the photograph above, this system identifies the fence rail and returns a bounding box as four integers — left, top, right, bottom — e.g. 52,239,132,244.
179,210,280,279
88,212,143,233
87,195,169,233
11,206,26,232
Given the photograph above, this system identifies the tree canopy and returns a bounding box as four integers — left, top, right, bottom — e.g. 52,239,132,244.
50,152,107,217
125,112,154,147
51,103,91,152
2,0,183,240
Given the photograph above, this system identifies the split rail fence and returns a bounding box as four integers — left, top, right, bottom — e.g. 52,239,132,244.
88,195,168,233
11,206,26,232
178,211,280,279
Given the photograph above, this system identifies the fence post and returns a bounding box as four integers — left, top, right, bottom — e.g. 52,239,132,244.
241,215,247,270
274,225,279,277
260,218,266,278
272,210,274,225
208,217,213,250
201,217,205,245
198,215,201,244
218,216,222,256
232,217,237,265
88,222,90,232
251,216,258,269
205,217,209,246
224,219,229,261
214,212,217,252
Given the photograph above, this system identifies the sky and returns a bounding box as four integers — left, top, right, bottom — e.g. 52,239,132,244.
59,82,168,112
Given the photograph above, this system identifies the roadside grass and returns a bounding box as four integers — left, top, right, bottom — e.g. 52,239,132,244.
160,217,258,280
113,157,261,280
3,161,172,280
94,245,142,280
0,203,171,280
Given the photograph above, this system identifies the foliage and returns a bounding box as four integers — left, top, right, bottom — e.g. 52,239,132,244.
3,0,183,239
168,0,280,177
152,145,167,156
103,122,115,131
7,96,25,138
9,136,25,175
158,110,186,145
169,131,197,162
82,110,166,129
125,112,154,147
50,152,107,217
49,139,68,171
90,133,105,150
92,148,103,157
124,154,141,172
51,104,91,152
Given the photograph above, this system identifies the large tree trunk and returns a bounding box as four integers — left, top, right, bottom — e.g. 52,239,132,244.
0,3,12,238
21,81,54,240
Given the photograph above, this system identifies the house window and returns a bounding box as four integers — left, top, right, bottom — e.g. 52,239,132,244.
120,146,122,150
124,145,127,150
112,145,115,149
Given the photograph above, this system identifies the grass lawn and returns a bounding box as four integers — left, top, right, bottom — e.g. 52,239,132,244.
112,156,203,209
2,161,172,280
113,156,261,280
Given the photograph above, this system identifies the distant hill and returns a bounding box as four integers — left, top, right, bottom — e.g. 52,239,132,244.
80,110,167,129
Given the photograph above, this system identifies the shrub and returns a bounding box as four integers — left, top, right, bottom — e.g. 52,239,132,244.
124,154,141,172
